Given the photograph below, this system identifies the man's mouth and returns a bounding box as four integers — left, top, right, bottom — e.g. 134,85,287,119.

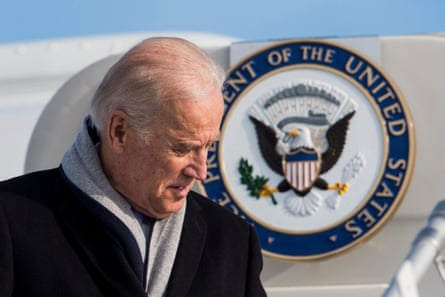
170,184,191,195
172,185,186,190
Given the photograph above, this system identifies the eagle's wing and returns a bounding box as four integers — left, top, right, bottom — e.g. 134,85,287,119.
249,116,283,175
320,111,356,174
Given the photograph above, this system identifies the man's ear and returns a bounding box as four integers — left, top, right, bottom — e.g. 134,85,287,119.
107,110,129,153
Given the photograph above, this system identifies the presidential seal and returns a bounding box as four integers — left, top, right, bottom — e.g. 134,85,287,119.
198,39,415,260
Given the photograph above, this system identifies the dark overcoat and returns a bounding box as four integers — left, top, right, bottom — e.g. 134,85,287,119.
0,168,267,297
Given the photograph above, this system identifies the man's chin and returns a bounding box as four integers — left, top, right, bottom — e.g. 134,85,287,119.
158,197,187,217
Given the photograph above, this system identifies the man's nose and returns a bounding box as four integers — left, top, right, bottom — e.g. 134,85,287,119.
183,150,208,180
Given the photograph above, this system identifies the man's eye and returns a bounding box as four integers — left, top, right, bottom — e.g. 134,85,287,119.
172,146,191,155
205,141,216,150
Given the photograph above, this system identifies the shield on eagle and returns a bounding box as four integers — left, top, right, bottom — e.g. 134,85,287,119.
282,148,321,192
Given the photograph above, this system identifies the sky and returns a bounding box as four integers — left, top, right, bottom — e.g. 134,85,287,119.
0,0,444,45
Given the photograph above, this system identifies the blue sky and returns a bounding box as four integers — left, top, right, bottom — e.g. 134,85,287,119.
0,0,444,44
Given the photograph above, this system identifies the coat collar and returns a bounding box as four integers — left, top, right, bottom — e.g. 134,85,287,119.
53,169,147,297
164,193,208,297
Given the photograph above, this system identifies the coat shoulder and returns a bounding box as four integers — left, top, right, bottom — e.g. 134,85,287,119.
0,168,61,192
187,191,251,232
0,168,64,208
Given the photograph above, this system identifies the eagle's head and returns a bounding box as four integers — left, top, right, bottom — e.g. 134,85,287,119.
275,126,314,156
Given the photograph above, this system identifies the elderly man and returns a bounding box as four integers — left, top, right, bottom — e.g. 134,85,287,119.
0,37,267,297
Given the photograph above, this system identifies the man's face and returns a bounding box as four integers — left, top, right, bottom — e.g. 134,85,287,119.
115,89,224,219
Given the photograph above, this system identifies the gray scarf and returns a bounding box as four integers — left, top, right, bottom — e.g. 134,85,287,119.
61,117,185,296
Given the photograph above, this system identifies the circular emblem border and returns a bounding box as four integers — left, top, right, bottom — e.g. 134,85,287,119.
199,39,415,260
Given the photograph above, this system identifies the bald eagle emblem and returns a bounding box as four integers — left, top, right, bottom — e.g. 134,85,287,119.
239,81,366,216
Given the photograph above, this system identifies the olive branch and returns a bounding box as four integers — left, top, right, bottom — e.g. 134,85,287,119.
238,158,277,205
